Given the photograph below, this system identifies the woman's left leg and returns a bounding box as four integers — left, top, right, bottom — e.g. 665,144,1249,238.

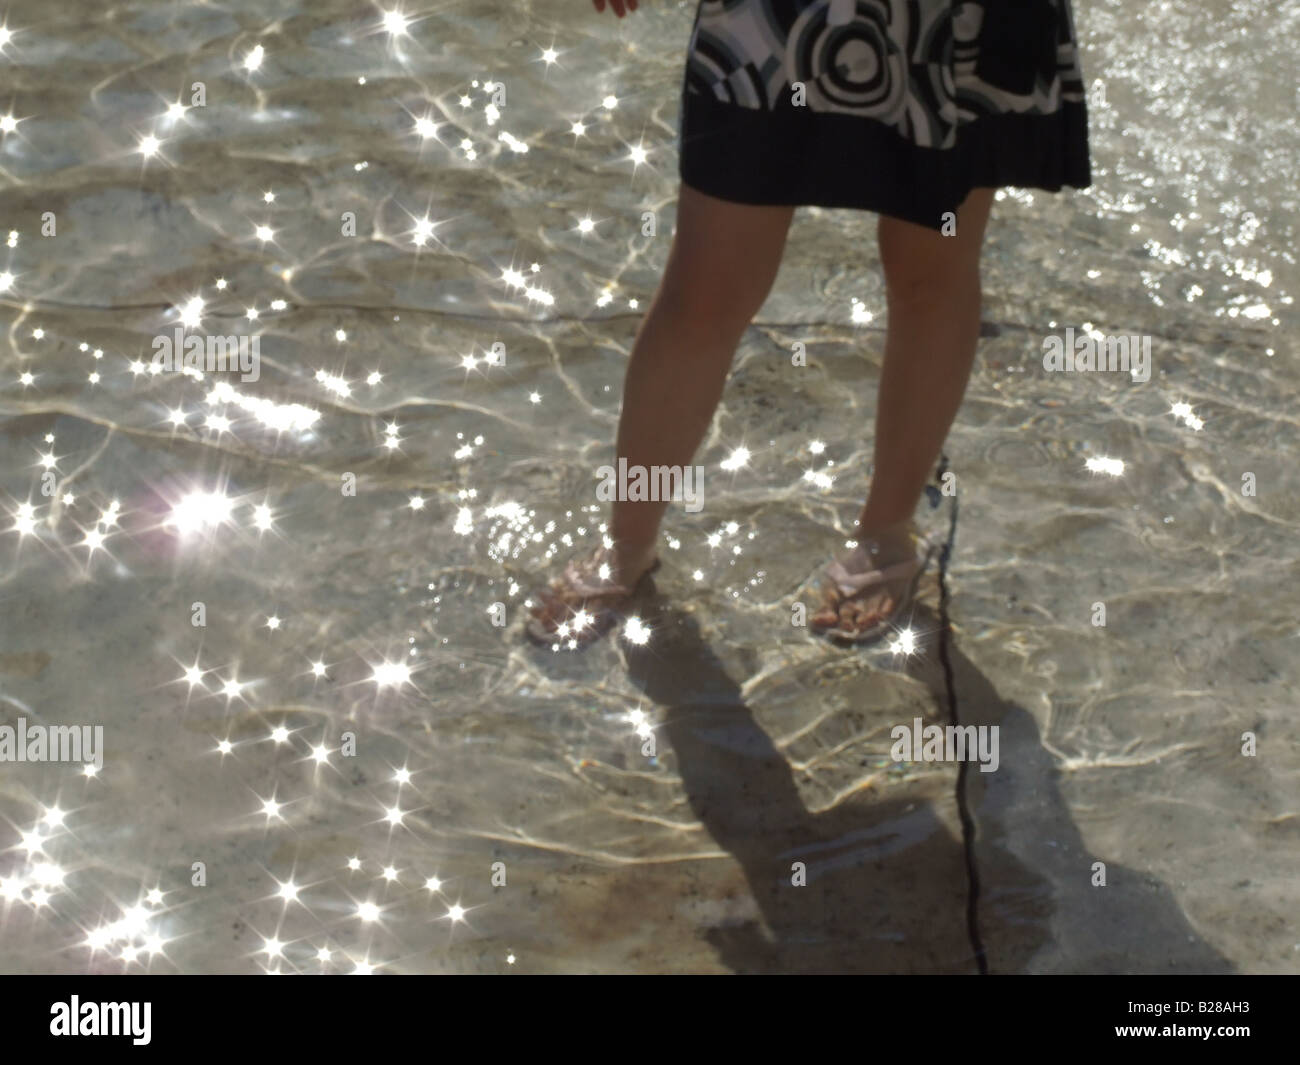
818,187,997,633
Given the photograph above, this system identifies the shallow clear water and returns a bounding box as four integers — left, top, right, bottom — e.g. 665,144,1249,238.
0,0,1296,973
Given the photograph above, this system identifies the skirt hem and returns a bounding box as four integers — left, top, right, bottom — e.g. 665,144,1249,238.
678,88,1091,231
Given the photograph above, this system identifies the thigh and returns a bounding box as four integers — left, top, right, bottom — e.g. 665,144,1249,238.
658,183,797,330
877,188,996,290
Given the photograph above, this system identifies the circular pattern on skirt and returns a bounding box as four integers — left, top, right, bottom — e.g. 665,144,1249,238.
789,1,906,118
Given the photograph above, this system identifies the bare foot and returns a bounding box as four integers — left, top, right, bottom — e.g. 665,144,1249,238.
810,520,925,638
526,543,659,646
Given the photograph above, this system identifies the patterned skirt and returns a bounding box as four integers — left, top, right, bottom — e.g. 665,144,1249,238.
678,0,1092,229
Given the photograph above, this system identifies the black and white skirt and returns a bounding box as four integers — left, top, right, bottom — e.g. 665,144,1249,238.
678,0,1092,229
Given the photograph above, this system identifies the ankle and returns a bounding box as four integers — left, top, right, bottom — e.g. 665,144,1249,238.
608,541,657,585
842,515,916,568
852,513,916,542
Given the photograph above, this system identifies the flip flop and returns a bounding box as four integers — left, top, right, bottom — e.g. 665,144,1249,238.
809,529,936,645
525,547,661,647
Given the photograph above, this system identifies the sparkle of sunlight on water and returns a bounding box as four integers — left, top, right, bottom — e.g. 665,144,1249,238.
0,0,1296,973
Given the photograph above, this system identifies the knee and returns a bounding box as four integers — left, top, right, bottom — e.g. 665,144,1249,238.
882,262,981,311
880,246,981,310
656,275,767,339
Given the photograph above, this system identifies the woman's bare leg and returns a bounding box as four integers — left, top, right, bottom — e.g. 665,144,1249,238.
827,188,997,632
605,184,796,584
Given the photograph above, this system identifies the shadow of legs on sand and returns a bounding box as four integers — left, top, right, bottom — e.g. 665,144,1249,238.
616,586,1231,973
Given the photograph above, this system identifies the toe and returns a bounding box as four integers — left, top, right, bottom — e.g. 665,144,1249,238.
810,587,842,630
858,594,890,630
810,606,838,631
532,588,579,632
855,596,880,629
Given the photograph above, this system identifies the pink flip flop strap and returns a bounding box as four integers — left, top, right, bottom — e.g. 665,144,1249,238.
559,559,632,598
824,537,931,598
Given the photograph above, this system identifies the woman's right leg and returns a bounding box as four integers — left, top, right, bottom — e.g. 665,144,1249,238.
605,183,796,585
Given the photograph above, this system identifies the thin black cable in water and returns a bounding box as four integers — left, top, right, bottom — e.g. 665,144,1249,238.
934,454,987,975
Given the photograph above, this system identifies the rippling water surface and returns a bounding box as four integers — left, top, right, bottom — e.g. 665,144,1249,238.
0,0,1296,973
